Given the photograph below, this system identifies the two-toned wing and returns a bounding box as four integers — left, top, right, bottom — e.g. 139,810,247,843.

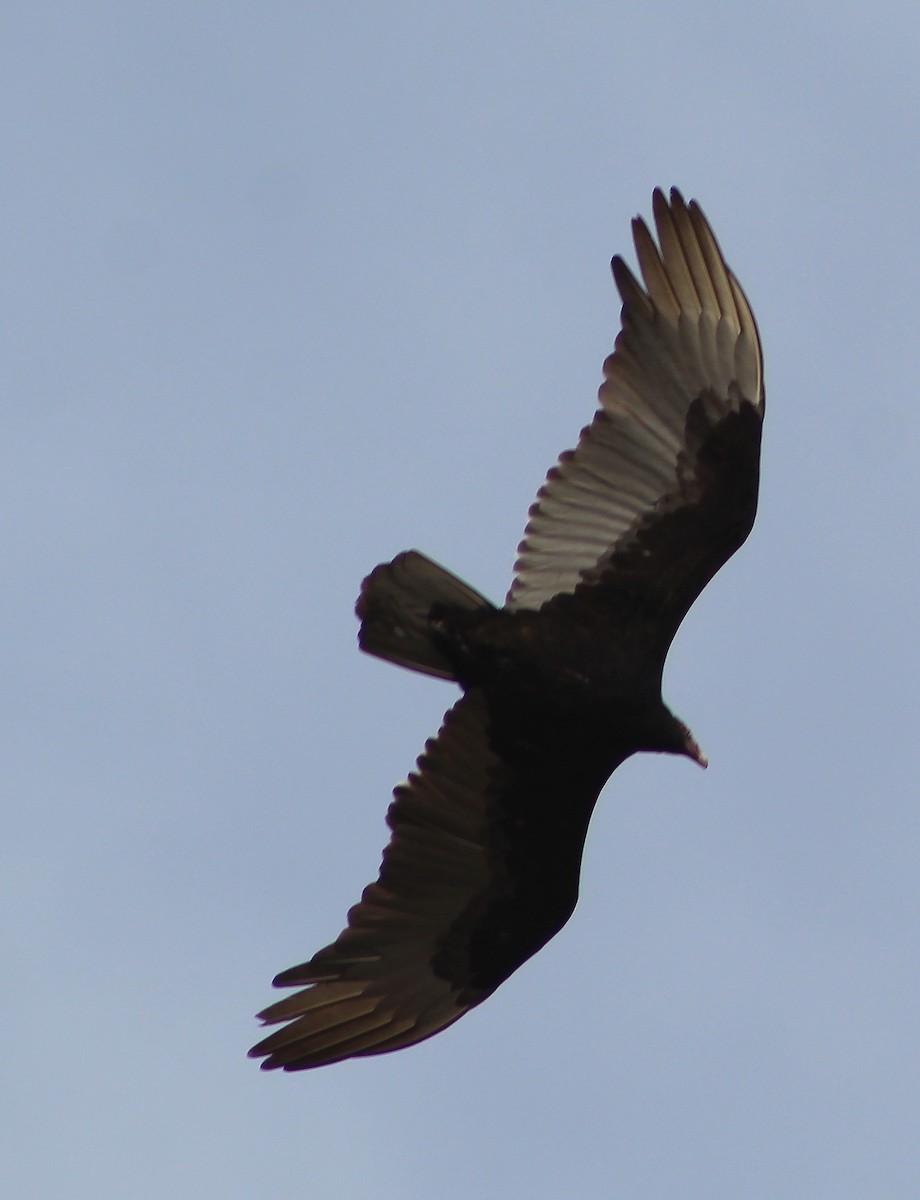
251,688,603,1071
250,693,495,1069
506,188,764,629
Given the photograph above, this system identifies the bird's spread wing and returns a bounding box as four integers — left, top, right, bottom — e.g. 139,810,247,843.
250,690,607,1070
506,188,764,627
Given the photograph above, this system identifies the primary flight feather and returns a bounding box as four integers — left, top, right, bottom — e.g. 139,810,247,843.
251,187,764,1071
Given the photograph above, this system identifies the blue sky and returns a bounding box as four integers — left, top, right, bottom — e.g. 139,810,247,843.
3,4,920,1197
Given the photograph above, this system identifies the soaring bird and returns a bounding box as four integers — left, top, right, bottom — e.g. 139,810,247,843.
251,188,764,1071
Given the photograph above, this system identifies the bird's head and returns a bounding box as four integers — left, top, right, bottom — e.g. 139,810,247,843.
675,719,708,769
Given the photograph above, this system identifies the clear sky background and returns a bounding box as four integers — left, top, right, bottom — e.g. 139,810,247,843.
3,4,919,1198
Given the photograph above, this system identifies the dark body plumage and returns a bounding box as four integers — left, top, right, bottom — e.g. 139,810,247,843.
251,188,764,1070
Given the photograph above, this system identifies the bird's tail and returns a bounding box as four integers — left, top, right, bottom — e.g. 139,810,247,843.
356,550,494,680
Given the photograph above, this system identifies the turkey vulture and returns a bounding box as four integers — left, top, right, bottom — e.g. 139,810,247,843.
250,187,764,1071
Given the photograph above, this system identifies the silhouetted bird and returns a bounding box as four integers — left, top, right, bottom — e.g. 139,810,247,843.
251,187,764,1070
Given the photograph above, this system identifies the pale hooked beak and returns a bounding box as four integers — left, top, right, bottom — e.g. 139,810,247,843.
682,725,708,769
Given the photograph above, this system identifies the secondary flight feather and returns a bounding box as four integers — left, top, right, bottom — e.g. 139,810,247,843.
250,187,764,1071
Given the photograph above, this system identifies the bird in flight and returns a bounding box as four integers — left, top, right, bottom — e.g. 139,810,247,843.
251,187,764,1071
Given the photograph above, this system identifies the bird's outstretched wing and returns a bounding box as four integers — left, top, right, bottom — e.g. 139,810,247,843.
506,187,764,640
251,690,611,1070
